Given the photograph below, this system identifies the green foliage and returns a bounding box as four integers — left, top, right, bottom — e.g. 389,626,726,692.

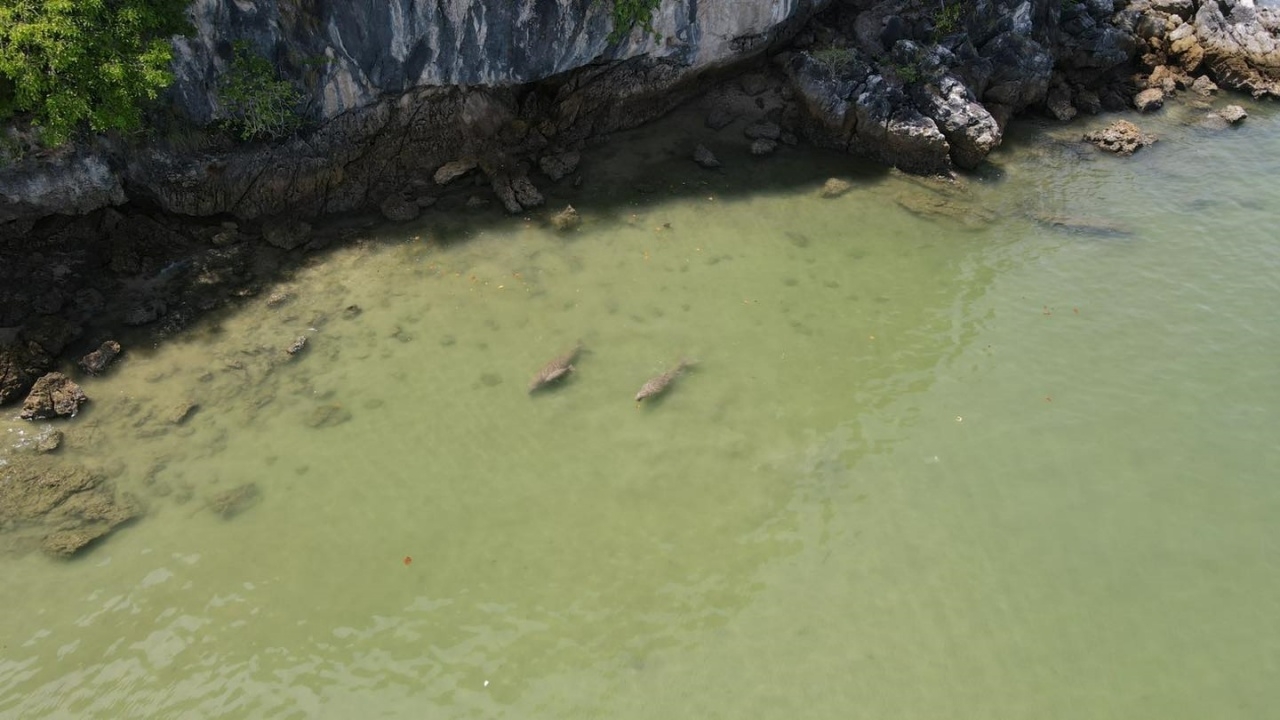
811,47,856,73
891,62,923,85
218,40,303,141
0,0,191,146
603,0,663,43
933,1,966,38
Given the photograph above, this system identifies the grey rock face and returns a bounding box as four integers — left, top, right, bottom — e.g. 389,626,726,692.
1194,0,1280,96
0,154,126,225
171,0,829,125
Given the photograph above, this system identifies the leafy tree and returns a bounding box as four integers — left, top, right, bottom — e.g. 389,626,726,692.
0,0,191,146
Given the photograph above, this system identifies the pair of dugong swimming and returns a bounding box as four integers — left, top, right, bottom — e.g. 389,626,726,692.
527,344,692,402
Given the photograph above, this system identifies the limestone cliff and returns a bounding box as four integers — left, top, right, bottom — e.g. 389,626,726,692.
2,0,828,224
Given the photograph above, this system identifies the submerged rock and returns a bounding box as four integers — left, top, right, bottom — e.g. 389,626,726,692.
550,205,581,231
1084,120,1157,155
1218,104,1248,124
285,336,308,356
166,400,200,424
20,373,87,420
0,457,139,557
305,402,351,428
42,488,141,557
891,172,995,230
206,483,260,519
705,106,739,130
744,121,782,140
750,138,778,156
1033,214,1134,237
538,151,580,181
692,144,722,169
819,178,852,198
36,429,64,453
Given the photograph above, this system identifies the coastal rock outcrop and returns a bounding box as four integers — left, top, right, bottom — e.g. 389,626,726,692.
20,372,88,420
1193,0,1280,97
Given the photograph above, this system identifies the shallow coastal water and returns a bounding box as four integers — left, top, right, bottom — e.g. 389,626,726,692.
3,100,1279,718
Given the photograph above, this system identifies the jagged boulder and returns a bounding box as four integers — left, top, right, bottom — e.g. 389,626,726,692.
913,75,1002,169
785,51,951,174
20,372,88,420
980,19,1055,110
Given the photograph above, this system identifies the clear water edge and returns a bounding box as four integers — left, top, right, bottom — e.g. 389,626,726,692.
2,99,1278,718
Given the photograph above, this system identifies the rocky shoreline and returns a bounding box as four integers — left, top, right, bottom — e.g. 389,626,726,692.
1,0,1275,556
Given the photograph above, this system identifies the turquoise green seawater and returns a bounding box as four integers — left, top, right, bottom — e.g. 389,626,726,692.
3,99,1279,718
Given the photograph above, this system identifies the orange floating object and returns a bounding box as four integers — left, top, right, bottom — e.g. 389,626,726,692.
403,556,413,566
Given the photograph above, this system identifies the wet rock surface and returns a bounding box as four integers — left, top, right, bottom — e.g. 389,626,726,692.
78,340,122,375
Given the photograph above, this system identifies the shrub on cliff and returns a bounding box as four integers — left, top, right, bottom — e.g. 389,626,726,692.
0,0,191,147
217,40,304,141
